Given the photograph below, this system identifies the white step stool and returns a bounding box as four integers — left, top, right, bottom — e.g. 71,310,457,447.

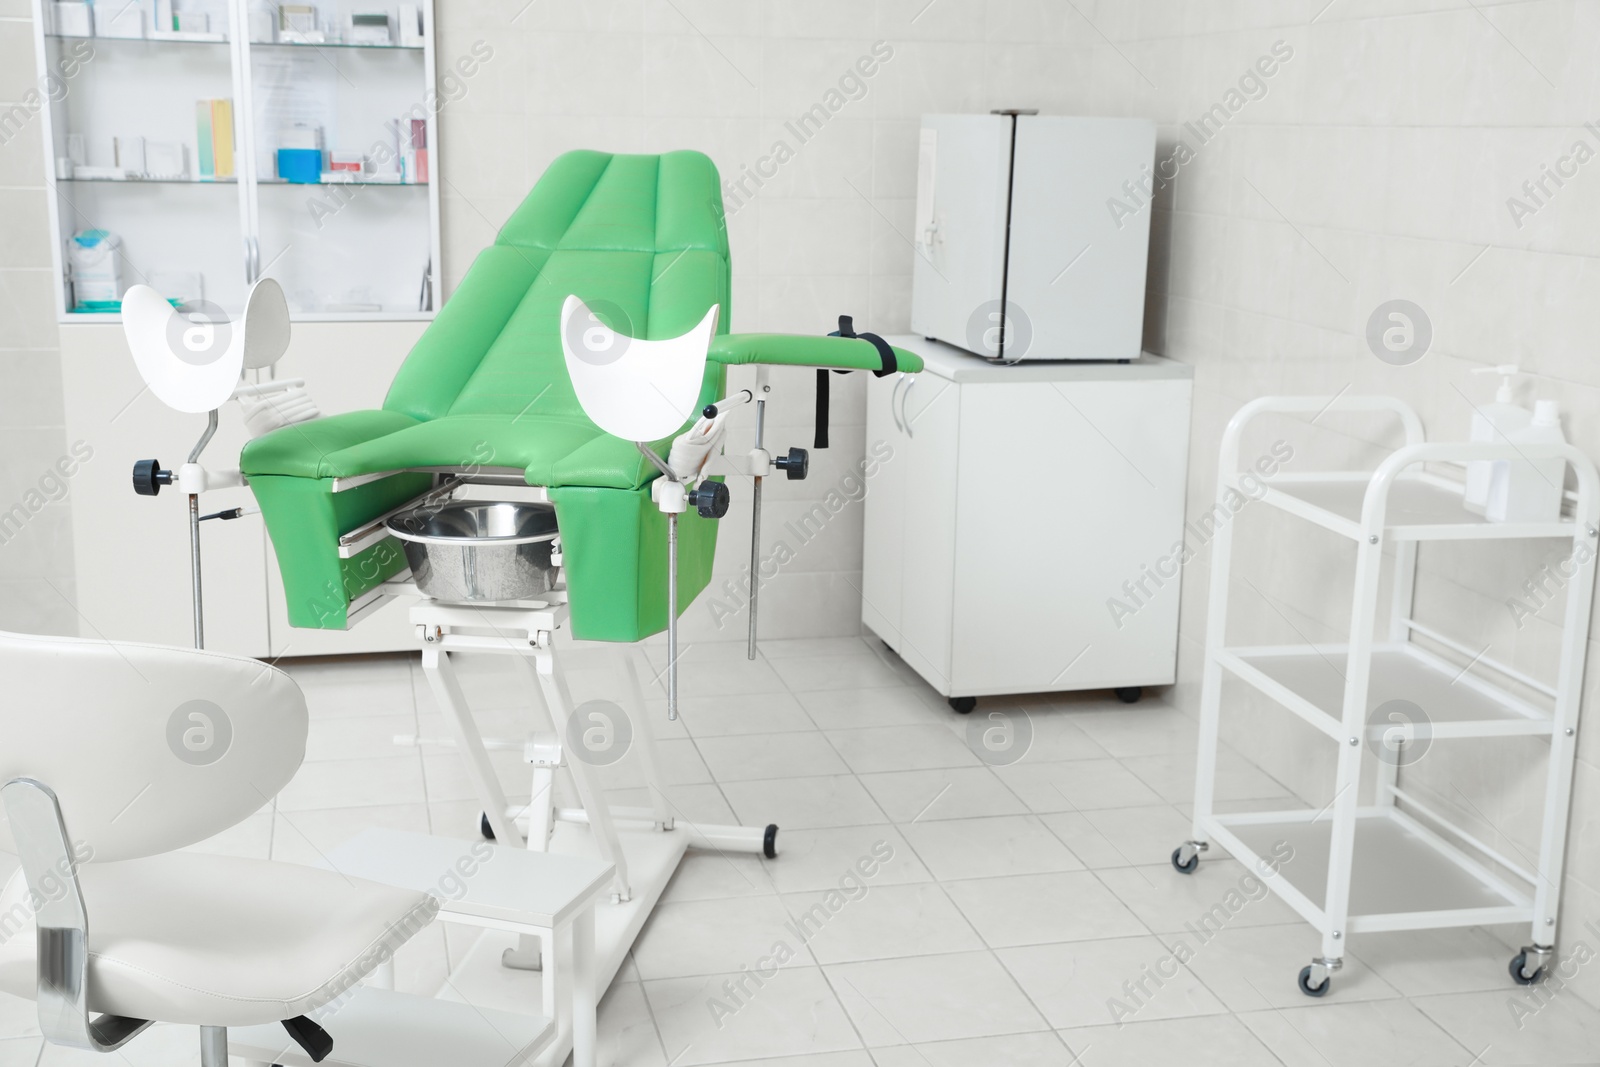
232,829,613,1067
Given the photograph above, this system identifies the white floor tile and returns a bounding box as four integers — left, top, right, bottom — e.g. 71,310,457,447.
270,802,431,865
660,850,778,904
827,950,1049,1045
644,966,862,1065
1239,998,1471,1067
797,686,947,729
1091,860,1304,935
767,653,911,692
763,826,931,893
304,712,420,762
1173,924,1400,1011
993,758,1163,813
0,1039,39,1067
780,881,983,964
1062,704,1201,760
664,690,815,736
694,731,850,781
1059,1013,1282,1067
1041,804,1205,869
721,774,888,830
594,980,669,1067
900,815,1085,880
1353,926,1522,997
998,936,1228,1030
1412,987,1600,1065
827,723,983,774
858,766,1029,822
274,753,427,812
1122,750,1292,805
633,896,817,980
944,871,1148,947
868,1031,1079,1066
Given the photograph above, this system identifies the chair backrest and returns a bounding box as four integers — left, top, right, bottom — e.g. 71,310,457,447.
0,631,307,863
382,150,731,427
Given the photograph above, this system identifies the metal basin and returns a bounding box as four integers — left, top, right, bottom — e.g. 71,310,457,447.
386,501,560,602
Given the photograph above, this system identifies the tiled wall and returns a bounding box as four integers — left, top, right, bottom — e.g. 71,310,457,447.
0,0,78,634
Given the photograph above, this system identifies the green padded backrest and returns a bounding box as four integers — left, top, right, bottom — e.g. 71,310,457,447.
383,150,731,424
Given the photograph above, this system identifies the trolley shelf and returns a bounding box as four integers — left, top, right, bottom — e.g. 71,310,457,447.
1230,470,1578,542
1217,642,1555,741
1209,808,1532,933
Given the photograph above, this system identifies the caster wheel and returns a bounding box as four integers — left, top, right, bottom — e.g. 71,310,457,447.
763,824,779,859
1115,687,1142,704
480,812,495,841
1298,965,1330,997
1170,846,1199,874
1510,952,1546,986
949,696,977,714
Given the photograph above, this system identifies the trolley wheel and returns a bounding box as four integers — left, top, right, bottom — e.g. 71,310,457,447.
480,812,495,841
948,696,977,714
1298,965,1331,998
1115,686,1142,704
1510,952,1546,986
763,824,779,859
1170,846,1199,874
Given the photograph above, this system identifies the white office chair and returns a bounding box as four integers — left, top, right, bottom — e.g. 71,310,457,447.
0,630,439,1065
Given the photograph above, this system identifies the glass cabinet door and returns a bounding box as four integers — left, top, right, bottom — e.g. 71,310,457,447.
239,0,438,318
41,0,248,318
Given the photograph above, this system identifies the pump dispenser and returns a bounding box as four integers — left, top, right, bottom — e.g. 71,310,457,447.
1464,364,1531,514
1487,399,1566,524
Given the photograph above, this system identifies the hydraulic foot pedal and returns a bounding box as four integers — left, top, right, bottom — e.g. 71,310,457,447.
282,1016,334,1063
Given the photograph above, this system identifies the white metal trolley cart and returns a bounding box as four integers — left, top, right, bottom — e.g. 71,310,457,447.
1173,396,1600,997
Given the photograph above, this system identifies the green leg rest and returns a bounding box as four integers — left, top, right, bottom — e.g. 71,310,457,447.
251,472,432,629
550,479,719,643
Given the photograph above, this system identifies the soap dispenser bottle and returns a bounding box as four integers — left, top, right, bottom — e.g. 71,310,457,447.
1486,399,1567,524
1464,364,1531,514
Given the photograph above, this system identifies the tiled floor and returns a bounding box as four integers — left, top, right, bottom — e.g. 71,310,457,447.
4,635,1600,1066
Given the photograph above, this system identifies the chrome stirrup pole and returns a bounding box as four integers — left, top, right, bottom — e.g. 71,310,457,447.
747,394,764,661
667,511,679,720
189,494,203,649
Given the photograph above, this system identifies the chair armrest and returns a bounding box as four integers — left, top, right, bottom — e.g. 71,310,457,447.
708,333,924,374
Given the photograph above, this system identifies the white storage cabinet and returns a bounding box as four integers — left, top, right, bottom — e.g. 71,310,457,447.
861,336,1194,711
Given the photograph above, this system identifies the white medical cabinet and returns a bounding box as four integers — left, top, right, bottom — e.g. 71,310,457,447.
861,336,1193,711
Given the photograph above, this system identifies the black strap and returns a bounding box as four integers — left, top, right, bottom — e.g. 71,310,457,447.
817,315,898,449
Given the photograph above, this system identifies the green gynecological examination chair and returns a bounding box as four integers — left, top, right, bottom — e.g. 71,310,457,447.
240,149,921,647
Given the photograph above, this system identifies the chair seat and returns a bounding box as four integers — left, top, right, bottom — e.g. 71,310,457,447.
0,853,437,1028
241,411,664,491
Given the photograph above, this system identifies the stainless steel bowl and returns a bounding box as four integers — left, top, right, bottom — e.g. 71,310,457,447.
386,501,560,602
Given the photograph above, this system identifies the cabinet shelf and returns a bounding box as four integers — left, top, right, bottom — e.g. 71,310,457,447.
1217,642,1554,741
256,39,423,51
58,176,238,185
257,177,428,187
46,32,228,47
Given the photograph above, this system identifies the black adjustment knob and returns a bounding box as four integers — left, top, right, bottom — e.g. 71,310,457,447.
688,481,730,519
132,459,173,497
775,447,809,480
